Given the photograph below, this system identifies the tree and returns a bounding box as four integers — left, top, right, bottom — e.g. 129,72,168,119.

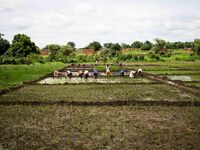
141,41,152,50
193,39,200,55
7,34,39,57
60,45,73,56
184,42,193,48
151,38,167,55
131,41,143,48
104,43,113,49
121,43,131,49
88,41,102,51
174,42,184,49
0,33,10,55
109,43,122,57
67,42,76,49
47,44,60,53
166,42,175,49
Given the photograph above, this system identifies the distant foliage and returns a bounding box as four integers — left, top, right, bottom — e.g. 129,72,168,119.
121,43,131,49
7,34,39,57
131,41,143,48
88,41,102,51
151,38,167,55
0,33,10,55
193,39,200,55
67,41,76,49
141,41,152,50
104,43,113,49
109,43,122,57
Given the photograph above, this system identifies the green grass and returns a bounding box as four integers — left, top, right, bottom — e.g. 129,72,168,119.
1,84,199,102
122,48,148,55
0,105,199,149
0,62,66,90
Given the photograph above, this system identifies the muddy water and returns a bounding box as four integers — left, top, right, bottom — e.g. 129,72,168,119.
167,75,192,81
38,77,123,84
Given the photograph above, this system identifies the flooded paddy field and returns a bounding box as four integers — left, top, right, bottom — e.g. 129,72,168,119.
38,77,153,84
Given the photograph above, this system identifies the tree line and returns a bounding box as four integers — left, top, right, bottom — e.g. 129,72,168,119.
0,33,200,64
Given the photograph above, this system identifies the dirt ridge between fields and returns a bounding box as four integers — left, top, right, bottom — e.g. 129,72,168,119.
0,100,200,106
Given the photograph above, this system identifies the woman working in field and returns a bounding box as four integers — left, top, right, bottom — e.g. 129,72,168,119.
53,70,60,77
106,64,111,78
83,70,89,79
93,68,98,78
64,70,73,79
77,70,84,79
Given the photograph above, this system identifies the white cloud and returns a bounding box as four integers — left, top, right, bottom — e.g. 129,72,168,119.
0,0,200,48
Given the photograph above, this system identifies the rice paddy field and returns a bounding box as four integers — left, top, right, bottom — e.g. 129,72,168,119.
0,61,200,149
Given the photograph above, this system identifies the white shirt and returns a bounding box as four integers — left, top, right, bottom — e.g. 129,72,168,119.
129,70,136,78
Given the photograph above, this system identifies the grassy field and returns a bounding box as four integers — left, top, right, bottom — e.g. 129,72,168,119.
0,62,66,90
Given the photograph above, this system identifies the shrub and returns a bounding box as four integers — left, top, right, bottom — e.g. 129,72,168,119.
26,53,46,64
147,52,160,61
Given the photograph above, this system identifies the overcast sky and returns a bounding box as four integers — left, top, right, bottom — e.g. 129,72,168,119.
1,0,200,48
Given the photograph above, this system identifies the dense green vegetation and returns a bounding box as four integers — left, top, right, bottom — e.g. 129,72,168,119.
1,33,200,64
0,62,66,89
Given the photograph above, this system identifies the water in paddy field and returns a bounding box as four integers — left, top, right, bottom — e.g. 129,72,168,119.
38,77,122,84
167,75,192,81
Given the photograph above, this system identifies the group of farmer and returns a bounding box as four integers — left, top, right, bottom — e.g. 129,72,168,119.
53,64,143,78
53,69,99,79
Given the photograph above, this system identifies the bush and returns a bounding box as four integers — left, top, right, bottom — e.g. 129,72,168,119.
26,53,46,64
147,52,160,61
173,54,195,61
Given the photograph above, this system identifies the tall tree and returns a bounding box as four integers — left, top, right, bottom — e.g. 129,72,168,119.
67,41,76,49
141,41,152,50
109,43,122,57
121,43,131,49
61,45,73,56
8,34,39,57
104,43,113,49
151,38,167,55
131,41,143,48
88,41,102,51
0,33,10,55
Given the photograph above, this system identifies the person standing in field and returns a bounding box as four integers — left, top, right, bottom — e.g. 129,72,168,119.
106,64,111,78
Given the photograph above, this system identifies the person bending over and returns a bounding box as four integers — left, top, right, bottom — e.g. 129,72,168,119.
77,70,84,79
129,70,137,78
93,69,98,79
53,70,60,77
84,70,89,79
120,69,125,77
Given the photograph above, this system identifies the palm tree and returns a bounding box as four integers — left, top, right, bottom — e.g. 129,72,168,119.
152,38,167,55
